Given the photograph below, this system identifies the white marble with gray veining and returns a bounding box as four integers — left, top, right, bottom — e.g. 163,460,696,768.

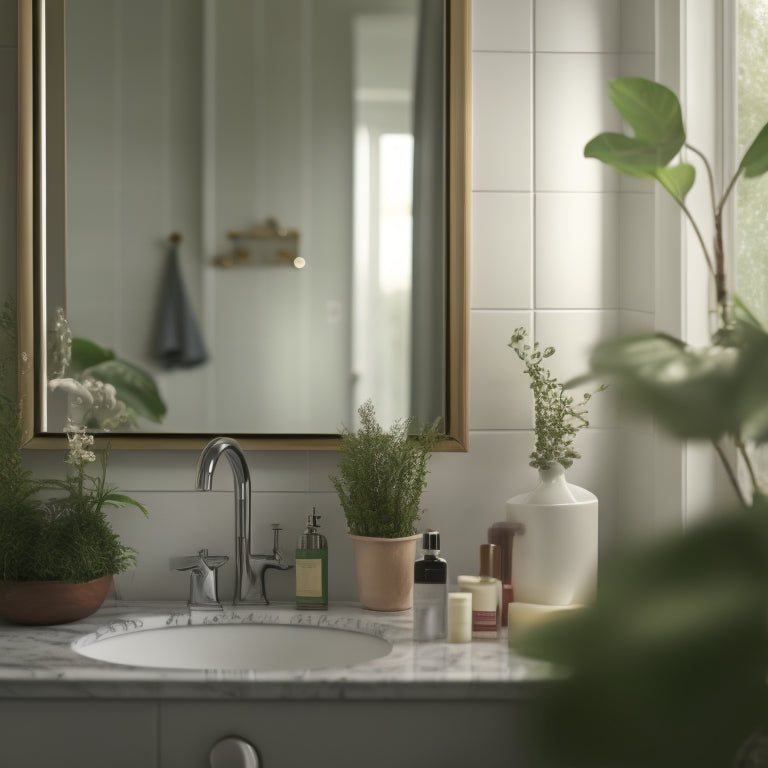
0,601,557,701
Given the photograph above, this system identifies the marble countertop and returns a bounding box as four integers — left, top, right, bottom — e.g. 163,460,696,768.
0,601,557,701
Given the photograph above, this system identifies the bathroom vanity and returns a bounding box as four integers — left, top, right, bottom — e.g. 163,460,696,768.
0,602,555,767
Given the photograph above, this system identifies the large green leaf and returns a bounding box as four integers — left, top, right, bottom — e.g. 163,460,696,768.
654,163,696,204
587,323,768,441
588,334,737,438
70,337,115,374
86,359,167,423
584,78,687,180
739,120,768,178
584,133,670,177
608,77,686,153
517,509,768,768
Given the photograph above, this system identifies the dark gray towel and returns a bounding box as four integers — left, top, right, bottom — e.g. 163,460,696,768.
154,242,208,368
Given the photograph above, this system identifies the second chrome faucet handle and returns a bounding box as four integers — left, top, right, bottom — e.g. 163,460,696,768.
270,523,284,557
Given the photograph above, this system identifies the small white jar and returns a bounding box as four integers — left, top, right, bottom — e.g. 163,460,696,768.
447,592,472,643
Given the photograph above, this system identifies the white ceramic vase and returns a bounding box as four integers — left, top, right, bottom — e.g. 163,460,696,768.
506,464,598,606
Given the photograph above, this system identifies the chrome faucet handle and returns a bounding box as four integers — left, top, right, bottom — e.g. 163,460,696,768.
270,523,285,560
268,523,293,571
170,548,229,609
240,525,294,606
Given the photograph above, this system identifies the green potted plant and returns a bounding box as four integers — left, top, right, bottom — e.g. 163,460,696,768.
506,328,604,606
516,78,768,768
330,399,441,611
0,299,149,625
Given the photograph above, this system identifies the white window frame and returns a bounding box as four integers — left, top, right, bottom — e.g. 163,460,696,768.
653,0,742,527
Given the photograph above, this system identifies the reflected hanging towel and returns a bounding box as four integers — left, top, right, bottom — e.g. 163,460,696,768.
154,237,208,368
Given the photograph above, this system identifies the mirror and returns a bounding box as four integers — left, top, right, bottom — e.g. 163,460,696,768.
17,0,469,450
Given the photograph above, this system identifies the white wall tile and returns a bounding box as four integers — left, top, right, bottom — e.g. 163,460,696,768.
620,52,655,79
620,192,654,312
25,447,312,493
620,0,655,53
535,192,619,309
534,53,621,192
472,52,532,191
424,431,540,580
309,450,342,493
472,0,532,52
471,192,533,309
535,0,620,53
617,427,657,543
568,427,620,558
533,310,619,429
469,310,533,430
618,308,654,335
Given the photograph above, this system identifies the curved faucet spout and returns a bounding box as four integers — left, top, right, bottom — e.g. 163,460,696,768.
195,436,251,543
195,437,291,605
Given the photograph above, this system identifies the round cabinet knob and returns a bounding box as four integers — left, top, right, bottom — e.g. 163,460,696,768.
209,736,260,768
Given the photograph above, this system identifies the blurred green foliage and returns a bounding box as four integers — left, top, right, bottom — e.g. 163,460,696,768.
519,76,768,767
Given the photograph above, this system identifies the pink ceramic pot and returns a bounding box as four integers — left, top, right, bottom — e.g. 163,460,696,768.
350,534,420,611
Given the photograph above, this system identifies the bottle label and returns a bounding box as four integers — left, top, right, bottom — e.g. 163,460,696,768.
296,558,323,598
472,609,498,633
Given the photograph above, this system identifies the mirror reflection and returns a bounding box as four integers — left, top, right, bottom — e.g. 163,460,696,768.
38,0,460,441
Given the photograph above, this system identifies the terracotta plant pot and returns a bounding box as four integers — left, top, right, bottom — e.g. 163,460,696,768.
0,574,113,625
350,534,420,611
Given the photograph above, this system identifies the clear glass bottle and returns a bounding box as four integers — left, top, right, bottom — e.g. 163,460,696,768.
413,531,448,641
295,508,328,610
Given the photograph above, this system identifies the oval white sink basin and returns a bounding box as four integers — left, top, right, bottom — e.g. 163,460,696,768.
74,622,392,672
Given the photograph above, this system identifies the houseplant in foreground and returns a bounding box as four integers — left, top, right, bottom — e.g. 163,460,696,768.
516,77,768,768
0,299,149,625
331,399,441,611
506,328,604,606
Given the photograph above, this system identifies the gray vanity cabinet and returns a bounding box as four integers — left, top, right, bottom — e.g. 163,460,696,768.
0,698,534,766
0,700,159,767
160,700,531,767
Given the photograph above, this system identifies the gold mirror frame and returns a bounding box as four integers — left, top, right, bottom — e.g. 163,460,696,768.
17,0,470,452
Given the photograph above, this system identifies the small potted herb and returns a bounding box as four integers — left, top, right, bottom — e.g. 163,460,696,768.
505,327,604,606
331,400,441,611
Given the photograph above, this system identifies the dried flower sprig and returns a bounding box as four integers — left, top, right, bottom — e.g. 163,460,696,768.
509,327,605,471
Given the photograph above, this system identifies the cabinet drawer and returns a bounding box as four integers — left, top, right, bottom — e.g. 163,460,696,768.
161,699,530,768
0,699,159,768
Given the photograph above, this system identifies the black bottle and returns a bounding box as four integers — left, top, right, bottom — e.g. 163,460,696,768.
413,531,448,641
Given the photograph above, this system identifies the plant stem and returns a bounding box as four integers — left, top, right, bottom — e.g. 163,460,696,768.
679,200,717,279
736,436,760,497
683,143,729,318
712,438,749,509
685,143,718,217
718,167,743,212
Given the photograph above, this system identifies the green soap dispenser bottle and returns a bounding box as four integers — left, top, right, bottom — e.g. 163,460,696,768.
295,507,328,610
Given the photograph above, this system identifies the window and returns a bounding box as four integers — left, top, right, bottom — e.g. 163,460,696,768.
736,0,768,327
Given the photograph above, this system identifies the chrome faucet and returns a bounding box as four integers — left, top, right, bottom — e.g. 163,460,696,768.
195,437,292,605
170,548,229,609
